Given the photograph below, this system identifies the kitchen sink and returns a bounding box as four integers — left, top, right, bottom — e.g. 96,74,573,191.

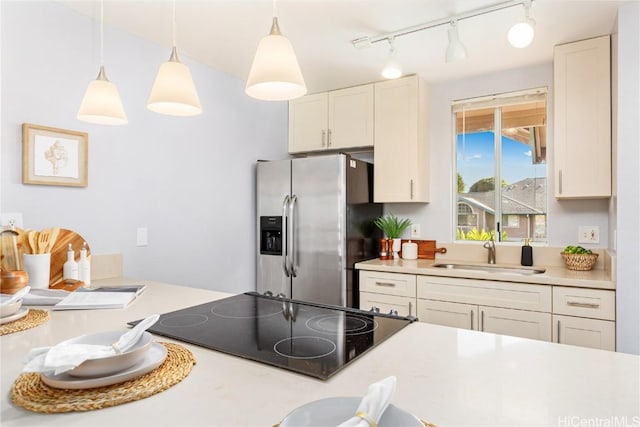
432,263,546,275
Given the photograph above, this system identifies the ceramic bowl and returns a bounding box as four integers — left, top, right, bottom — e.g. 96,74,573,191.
64,330,153,378
0,300,22,318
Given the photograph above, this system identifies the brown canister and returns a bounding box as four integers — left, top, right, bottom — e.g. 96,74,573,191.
379,239,390,260
0,270,29,294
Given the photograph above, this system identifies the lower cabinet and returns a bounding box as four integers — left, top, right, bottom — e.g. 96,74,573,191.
358,269,616,351
416,299,552,341
553,315,615,351
360,292,414,317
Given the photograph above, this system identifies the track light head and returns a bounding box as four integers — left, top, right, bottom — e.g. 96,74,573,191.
445,20,468,63
508,0,535,48
381,37,402,79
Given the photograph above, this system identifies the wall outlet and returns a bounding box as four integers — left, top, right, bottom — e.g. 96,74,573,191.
411,224,421,239
136,227,148,247
1,213,23,228
578,226,599,244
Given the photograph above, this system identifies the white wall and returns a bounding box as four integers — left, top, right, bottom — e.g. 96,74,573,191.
1,2,288,293
613,1,640,355
387,63,610,248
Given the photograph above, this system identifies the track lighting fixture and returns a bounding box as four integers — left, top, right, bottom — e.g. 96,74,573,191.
445,20,468,63
351,0,536,69
147,0,202,116
245,0,306,101
508,0,535,48
77,0,127,126
381,37,402,79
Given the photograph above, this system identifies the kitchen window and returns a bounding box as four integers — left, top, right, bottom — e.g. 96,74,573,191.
453,88,547,243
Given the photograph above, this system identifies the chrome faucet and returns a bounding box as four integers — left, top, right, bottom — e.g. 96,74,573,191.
483,236,496,264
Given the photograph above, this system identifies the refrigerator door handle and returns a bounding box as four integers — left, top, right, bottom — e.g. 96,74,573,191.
289,194,298,277
282,195,291,277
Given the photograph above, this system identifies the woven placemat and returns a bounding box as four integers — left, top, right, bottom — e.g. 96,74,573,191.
0,309,50,336
11,342,196,413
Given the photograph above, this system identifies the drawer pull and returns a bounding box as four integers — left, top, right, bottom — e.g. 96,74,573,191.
374,281,396,287
567,301,600,309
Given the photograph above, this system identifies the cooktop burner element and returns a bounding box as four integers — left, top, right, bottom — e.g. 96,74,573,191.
306,314,377,335
131,292,414,380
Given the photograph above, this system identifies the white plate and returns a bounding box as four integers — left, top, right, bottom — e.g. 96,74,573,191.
280,397,423,427
0,300,22,318
63,330,153,378
0,307,28,325
40,342,167,389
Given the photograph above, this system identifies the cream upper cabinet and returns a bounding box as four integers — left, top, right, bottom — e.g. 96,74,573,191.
553,35,611,199
288,93,328,153
374,75,429,203
288,85,374,153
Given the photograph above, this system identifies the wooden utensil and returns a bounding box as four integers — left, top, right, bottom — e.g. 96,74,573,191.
47,227,61,253
37,229,51,254
28,231,38,255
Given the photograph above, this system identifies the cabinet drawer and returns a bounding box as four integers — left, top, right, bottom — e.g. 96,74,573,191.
359,271,416,298
553,287,615,320
553,314,615,351
417,276,551,312
359,292,414,317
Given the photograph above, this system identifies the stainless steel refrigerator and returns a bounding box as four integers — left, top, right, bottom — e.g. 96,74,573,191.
256,154,381,308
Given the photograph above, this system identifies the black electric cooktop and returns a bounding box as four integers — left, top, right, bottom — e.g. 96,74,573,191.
131,292,414,380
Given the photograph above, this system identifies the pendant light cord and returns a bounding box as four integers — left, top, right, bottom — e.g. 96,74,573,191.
100,0,104,66
172,0,176,47
273,0,277,18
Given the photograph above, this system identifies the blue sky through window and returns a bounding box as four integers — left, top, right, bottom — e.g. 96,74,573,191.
456,131,546,192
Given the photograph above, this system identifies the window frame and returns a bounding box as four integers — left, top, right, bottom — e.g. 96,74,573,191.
452,87,548,244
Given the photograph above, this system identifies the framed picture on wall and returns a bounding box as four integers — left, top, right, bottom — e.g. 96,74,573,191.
22,123,88,187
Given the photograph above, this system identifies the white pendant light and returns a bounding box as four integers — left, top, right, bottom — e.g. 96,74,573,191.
445,20,468,63
147,0,202,116
508,0,535,48
77,0,127,126
245,0,307,101
381,37,402,79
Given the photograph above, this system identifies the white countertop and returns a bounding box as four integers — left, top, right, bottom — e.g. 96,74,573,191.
2,278,637,426
356,258,615,289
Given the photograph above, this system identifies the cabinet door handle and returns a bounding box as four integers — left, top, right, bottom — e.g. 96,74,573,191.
558,169,563,195
408,301,413,316
557,319,561,343
321,130,326,147
327,129,332,147
374,281,396,287
410,179,414,200
480,310,485,331
567,301,600,308
470,309,474,330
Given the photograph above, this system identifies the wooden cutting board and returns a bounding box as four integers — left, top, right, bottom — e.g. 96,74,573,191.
48,229,90,287
399,239,446,260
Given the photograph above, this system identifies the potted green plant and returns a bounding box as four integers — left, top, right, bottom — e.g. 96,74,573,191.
374,214,412,259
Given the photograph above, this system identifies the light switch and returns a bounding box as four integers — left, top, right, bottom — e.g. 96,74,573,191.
136,227,148,247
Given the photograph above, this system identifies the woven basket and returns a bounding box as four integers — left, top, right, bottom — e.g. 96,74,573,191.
561,253,598,271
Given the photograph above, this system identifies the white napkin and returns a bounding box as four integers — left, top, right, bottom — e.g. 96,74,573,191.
23,314,159,375
1,286,31,306
338,376,397,427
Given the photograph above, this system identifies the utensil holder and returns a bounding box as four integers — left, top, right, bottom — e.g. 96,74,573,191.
23,253,51,289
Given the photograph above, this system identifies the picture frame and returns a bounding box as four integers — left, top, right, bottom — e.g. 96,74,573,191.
22,123,88,187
